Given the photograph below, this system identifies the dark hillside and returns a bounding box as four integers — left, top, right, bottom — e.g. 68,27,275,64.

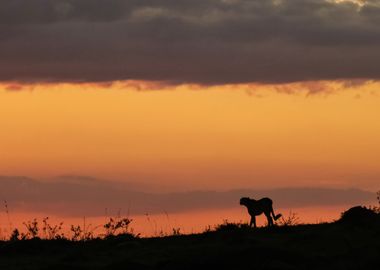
0,209,379,270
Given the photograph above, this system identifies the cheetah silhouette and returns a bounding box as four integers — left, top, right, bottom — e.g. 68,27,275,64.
240,197,282,228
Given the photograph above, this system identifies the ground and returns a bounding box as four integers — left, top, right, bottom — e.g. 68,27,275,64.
0,215,379,270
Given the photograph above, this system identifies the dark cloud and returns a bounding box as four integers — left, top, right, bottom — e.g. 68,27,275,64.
0,176,375,217
1,0,380,84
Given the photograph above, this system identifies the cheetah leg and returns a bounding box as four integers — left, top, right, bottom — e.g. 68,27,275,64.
250,216,256,228
265,213,274,227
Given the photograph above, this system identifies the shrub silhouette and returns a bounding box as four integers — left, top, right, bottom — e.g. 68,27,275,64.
23,219,39,239
42,217,64,240
10,229,20,241
339,206,379,225
70,225,83,241
214,220,251,232
172,227,181,236
70,223,97,241
103,217,138,239
375,190,380,213
278,211,300,226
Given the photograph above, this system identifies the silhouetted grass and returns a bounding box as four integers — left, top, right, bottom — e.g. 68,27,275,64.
213,220,251,232
1,204,379,269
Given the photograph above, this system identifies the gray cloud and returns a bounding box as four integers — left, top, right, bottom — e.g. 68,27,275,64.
1,0,380,84
0,176,375,217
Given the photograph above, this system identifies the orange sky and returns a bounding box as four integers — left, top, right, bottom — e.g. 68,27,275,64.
0,81,379,190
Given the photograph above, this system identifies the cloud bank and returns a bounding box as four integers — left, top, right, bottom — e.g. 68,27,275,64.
1,0,380,84
0,176,375,217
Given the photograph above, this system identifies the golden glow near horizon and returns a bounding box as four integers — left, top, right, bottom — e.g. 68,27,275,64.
0,81,379,190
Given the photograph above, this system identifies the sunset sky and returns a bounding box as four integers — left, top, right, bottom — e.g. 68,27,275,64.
1,0,380,232
1,81,380,190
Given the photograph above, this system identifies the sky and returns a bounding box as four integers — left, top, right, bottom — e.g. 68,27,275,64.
1,81,379,191
0,1,380,230
1,0,380,84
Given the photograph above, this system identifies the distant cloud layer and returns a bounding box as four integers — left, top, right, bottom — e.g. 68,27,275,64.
1,0,380,84
0,176,375,217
